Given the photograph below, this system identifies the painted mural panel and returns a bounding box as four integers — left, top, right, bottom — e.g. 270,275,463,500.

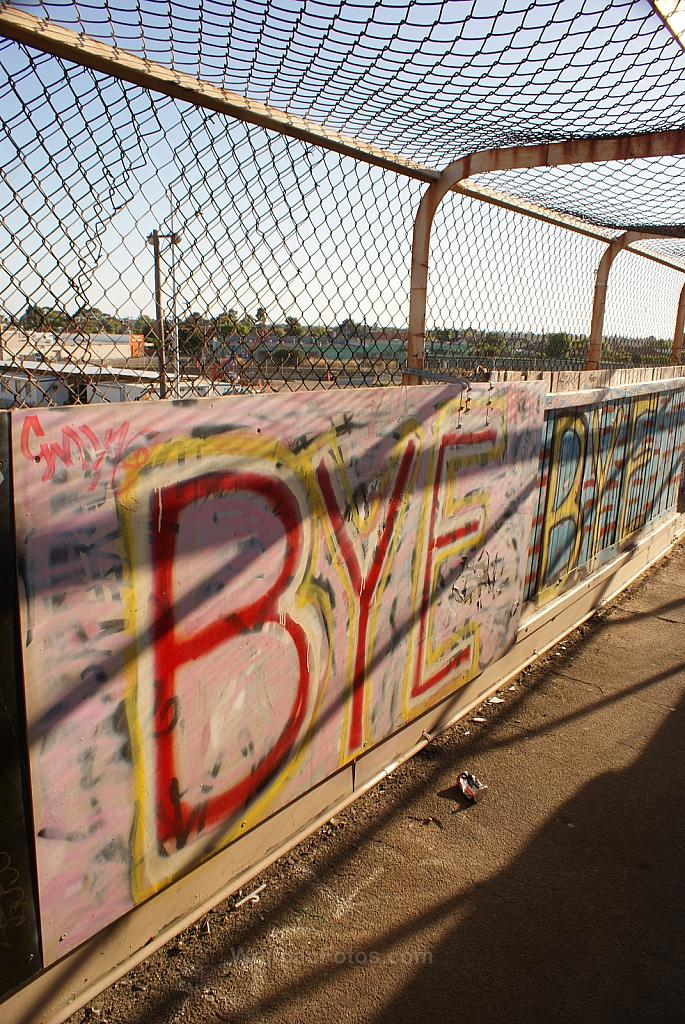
525,384,685,603
12,382,544,963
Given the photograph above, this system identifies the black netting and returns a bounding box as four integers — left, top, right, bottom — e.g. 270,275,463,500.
637,236,685,264
471,156,685,233
11,0,685,166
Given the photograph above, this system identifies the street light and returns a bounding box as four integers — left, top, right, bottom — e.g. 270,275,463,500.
146,227,182,398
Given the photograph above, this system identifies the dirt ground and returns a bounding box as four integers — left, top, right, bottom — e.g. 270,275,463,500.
68,543,685,1024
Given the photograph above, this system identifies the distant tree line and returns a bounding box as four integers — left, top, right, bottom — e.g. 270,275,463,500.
14,306,672,369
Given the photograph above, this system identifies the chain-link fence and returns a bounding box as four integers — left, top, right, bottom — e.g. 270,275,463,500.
427,191,608,374
600,249,684,367
2,1,685,407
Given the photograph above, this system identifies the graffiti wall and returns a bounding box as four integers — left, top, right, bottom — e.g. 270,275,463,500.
11,381,544,964
525,383,685,602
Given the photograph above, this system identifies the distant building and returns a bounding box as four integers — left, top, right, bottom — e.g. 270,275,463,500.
0,328,58,360
0,357,159,407
0,328,146,364
64,333,144,362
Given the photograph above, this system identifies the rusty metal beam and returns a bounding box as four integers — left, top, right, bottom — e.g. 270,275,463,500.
654,1,685,52
0,7,438,183
456,182,618,244
406,131,685,380
585,231,659,370
673,281,685,363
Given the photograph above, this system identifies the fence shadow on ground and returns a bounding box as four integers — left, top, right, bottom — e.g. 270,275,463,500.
372,690,685,1024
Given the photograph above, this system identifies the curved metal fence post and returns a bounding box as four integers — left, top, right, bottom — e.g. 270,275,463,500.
672,281,685,364
586,232,636,371
405,178,460,384
585,231,677,370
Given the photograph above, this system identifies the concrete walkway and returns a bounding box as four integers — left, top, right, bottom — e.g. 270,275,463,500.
73,543,685,1024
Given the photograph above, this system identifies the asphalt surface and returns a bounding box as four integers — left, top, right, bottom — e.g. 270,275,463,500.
71,542,685,1024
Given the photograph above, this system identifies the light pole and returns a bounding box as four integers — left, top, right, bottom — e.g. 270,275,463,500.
146,229,166,398
147,227,182,398
169,229,181,396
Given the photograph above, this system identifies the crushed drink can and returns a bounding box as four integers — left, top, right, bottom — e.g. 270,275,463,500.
458,771,487,803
